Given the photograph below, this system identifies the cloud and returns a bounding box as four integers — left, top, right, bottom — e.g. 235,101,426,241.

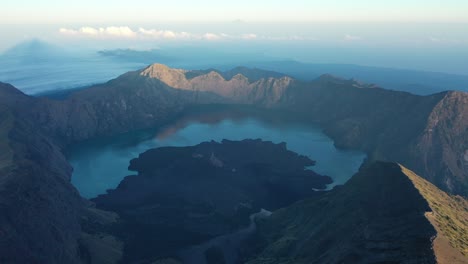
202,33,222,40
80,27,100,35
104,26,137,38
60,26,227,41
59,26,136,38
138,28,192,39
58,26,312,42
241,33,257,40
344,34,362,41
59,28,78,35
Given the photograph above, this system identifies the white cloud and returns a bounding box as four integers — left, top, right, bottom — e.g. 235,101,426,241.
103,26,136,38
344,34,362,41
241,33,257,40
59,26,310,42
81,27,100,35
59,28,78,35
59,26,136,38
202,33,222,40
138,28,192,40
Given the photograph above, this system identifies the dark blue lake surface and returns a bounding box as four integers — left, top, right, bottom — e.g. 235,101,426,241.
68,115,366,198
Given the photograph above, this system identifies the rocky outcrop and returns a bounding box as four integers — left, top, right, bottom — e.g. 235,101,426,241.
247,162,466,264
140,64,294,105
92,139,330,262
414,91,468,196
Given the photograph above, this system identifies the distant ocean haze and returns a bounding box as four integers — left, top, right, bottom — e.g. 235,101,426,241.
0,40,145,94
2,39,468,96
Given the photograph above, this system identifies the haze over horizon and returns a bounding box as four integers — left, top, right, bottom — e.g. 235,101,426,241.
1,0,468,75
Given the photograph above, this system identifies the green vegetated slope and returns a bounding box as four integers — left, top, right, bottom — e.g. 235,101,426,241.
402,165,467,263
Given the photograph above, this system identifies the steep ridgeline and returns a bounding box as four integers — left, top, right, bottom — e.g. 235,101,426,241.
283,78,468,196
140,63,294,105
247,162,467,264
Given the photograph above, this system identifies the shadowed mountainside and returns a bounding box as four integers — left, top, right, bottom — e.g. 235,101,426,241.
92,139,330,262
283,78,468,196
0,83,84,263
247,162,467,264
0,63,466,263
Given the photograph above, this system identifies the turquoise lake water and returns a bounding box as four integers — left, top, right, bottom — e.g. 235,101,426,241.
68,115,366,198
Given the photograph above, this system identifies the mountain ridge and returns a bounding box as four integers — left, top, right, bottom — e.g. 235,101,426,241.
401,165,468,263
140,63,294,104
247,162,467,264
0,64,466,263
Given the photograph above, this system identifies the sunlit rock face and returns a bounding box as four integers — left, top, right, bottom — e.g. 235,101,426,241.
140,63,294,105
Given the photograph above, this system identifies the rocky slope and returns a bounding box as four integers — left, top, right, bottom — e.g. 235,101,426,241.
0,63,466,263
280,77,468,196
247,162,467,264
415,91,468,195
140,64,294,105
33,71,226,145
0,83,84,263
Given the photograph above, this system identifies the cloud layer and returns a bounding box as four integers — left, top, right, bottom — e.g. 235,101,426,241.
58,26,319,42
59,26,137,38
59,26,260,41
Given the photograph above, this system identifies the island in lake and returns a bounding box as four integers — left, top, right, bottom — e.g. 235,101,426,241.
90,139,331,262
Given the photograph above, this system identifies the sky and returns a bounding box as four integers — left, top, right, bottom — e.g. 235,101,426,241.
1,0,468,74
2,0,468,23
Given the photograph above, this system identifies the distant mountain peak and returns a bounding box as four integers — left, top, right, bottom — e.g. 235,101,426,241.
204,70,224,79
140,63,188,88
141,63,187,76
137,63,294,104
144,63,180,71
